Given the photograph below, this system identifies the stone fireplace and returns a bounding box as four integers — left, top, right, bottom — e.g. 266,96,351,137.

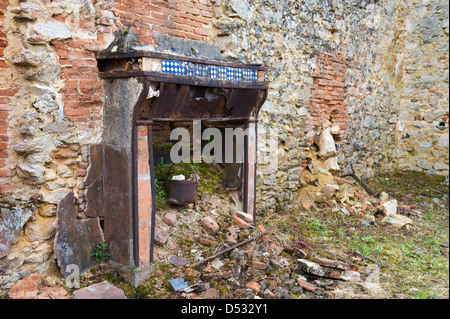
55,32,268,285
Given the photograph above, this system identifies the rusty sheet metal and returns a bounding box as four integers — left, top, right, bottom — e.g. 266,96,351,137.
103,145,132,266
148,83,264,121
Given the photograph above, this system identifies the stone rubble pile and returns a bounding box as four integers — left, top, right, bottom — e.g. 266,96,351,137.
6,272,70,299
157,191,415,300
162,221,362,300
149,128,418,299
2,125,420,299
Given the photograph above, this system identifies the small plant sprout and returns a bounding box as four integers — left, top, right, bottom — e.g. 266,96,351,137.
90,242,111,264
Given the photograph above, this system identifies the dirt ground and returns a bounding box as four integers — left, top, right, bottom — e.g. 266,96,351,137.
73,169,450,299
1,168,448,300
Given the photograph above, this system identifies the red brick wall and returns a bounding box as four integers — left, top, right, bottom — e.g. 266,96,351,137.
307,52,350,141
113,0,213,44
53,38,104,126
0,0,16,194
48,11,104,125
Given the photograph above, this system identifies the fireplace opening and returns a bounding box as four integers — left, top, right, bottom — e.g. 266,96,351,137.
84,32,268,284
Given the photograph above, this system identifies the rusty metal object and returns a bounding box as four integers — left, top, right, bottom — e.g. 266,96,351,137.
222,163,242,190
165,163,199,206
147,83,264,121
190,228,275,268
54,192,104,276
343,173,378,198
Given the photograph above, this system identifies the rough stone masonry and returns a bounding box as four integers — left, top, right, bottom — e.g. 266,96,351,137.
0,0,448,288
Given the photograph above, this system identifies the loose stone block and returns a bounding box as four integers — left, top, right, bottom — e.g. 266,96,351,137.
201,216,219,235
73,281,127,299
0,206,34,259
54,192,104,276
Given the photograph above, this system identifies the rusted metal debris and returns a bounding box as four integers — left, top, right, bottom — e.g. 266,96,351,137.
165,163,199,206
343,173,378,198
190,228,275,268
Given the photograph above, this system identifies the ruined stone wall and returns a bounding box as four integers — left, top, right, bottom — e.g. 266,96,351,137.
0,0,214,288
0,0,15,195
0,0,448,288
209,0,449,209
341,0,449,178
392,0,449,174
112,0,213,43
208,0,397,207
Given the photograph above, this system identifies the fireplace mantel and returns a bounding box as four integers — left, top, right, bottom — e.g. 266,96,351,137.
92,31,268,284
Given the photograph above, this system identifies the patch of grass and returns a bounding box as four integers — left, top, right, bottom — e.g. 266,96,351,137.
306,218,326,231
155,179,166,203
415,290,440,299
367,170,448,206
90,242,111,264
193,162,223,196
292,171,449,299
361,236,375,244
381,178,399,186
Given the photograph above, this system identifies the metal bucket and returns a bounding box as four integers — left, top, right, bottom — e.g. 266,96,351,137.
165,163,198,206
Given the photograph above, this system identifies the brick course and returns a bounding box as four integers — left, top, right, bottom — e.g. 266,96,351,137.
307,52,350,141
113,0,213,44
52,0,213,126
0,0,15,194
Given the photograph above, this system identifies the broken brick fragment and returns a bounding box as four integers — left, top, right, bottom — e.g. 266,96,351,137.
251,261,267,270
296,279,317,292
201,216,219,235
231,214,250,228
200,237,218,247
164,213,177,226
269,243,283,255
245,281,261,293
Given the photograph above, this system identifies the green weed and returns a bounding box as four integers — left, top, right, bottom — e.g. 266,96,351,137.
90,242,111,264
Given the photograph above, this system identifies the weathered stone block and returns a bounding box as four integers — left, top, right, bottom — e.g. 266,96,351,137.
103,145,132,266
164,213,177,226
154,228,169,246
17,163,46,184
85,177,103,218
0,206,34,258
24,216,56,242
54,192,104,276
201,216,219,235
379,199,398,217
318,127,337,160
32,20,72,42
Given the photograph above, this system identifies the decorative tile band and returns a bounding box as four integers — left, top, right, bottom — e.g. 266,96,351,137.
161,60,259,83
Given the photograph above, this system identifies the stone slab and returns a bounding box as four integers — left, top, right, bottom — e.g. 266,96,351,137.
103,145,132,266
73,281,127,299
54,192,104,276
